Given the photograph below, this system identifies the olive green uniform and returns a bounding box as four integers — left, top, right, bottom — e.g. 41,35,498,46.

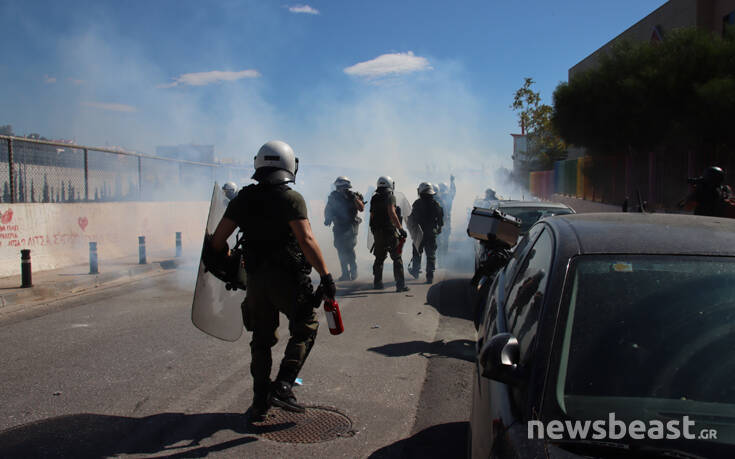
224,184,318,399
324,190,362,279
409,195,443,279
370,189,406,289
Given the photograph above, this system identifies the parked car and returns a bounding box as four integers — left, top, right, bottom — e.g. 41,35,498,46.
469,213,735,458
471,201,575,326
473,201,575,272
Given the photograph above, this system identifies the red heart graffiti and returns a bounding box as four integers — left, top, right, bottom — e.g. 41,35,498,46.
0,209,12,224
78,217,88,231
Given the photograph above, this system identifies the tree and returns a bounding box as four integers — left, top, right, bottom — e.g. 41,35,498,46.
512,78,567,171
0,125,13,136
43,175,49,202
553,28,735,158
17,173,24,202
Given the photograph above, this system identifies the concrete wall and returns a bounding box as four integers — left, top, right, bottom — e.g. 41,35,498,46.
570,0,700,78
0,201,208,277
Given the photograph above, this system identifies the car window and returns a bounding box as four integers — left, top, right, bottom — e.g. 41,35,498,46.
503,224,544,292
500,206,573,233
504,229,554,363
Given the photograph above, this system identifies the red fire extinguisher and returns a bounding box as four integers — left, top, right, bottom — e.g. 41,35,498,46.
323,298,344,335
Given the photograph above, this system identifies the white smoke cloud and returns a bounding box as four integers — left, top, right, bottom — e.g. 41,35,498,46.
158,70,261,88
344,52,432,79
288,4,320,15
80,101,137,113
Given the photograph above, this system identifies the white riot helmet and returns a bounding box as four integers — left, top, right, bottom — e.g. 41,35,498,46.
334,176,352,189
252,140,299,184
222,181,238,199
418,181,436,196
377,176,394,191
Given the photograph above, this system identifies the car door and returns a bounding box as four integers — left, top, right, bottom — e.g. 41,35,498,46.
470,225,543,457
471,225,555,458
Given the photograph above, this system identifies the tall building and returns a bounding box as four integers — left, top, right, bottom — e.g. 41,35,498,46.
570,0,735,79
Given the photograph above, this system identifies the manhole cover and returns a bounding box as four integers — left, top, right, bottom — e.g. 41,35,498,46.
248,406,354,443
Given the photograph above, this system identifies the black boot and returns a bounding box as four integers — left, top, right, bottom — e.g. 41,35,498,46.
248,389,271,422
271,380,305,413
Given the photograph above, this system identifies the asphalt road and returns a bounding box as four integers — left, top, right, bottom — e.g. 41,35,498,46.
0,264,477,458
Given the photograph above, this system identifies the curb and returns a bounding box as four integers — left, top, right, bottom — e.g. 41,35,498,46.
0,258,193,309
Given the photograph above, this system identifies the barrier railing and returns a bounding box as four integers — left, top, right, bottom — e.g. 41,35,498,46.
1,135,252,203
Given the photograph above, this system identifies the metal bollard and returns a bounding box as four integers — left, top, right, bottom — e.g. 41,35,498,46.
89,242,99,274
138,236,147,264
175,232,182,258
21,249,32,288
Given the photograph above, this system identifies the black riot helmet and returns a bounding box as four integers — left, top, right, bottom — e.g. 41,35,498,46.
703,166,725,186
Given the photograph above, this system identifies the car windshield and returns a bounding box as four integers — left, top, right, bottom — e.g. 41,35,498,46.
554,255,735,447
499,206,573,233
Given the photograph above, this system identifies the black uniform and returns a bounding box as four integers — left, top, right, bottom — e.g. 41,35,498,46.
692,184,727,217
324,189,363,280
224,183,319,404
370,188,406,290
408,194,443,282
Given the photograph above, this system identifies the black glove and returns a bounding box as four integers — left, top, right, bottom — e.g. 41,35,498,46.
320,273,336,300
399,228,408,239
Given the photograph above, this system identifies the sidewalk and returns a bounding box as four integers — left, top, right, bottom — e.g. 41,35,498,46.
0,251,198,310
551,194,622,213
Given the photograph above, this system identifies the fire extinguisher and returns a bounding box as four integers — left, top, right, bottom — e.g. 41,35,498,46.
396,228,407,256
323,298,344,335
313,287,344,335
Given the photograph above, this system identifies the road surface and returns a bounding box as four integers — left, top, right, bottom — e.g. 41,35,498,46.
0,264,476,458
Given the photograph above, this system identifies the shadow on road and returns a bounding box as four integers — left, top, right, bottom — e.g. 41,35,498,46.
0,412,259,458
368,339,475,362
368,422,469,458
425,278,474,321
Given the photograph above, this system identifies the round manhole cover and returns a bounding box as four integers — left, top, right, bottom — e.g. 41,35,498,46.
248,406,354,443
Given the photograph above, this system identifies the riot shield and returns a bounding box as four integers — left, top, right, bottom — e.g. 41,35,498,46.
191,183,244,342
408,217,424,251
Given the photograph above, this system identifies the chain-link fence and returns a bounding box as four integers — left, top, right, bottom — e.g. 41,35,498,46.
0,135,252,203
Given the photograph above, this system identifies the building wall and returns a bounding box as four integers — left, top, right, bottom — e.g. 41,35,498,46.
570,0,700,79
0,201,208,277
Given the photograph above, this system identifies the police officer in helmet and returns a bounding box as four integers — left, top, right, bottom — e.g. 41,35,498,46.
370,176,409,292
408,182,443,284
210,140,336,421
680,166,730,217
222,182,238,200
324,176,364,281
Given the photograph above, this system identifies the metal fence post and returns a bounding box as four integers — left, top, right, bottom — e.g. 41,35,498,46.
83,148,89,201
8,139,14,203
138,236,147,264
21,249,32,288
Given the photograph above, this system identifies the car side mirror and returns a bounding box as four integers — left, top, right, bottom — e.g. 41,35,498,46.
478,333,523,385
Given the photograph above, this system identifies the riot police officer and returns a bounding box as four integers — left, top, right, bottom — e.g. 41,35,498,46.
369,176,409,292
324,176,364,281
408,182,443,284
222,181,238,200
680,166,730,216
210,140,336,422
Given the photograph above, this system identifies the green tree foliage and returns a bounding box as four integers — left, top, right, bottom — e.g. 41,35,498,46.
42,175,49,203
553,28,735,157
512,78,567,170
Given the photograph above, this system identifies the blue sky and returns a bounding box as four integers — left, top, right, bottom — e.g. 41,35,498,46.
0,0,667,170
